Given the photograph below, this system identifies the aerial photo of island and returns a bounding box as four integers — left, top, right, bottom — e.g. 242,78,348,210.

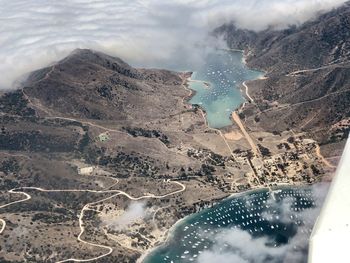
0,1,349,263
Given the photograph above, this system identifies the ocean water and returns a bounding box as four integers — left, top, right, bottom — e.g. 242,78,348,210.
143,186,325,263
189,50,262,128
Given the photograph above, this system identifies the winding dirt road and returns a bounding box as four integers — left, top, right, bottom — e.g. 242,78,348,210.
0,219,6,234
315,144,336,169
286,62,347,76
45,116,130,137
242,81,254,103
0,189,32,209
0,181,186,262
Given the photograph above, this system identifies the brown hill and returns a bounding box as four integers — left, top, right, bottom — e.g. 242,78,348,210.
22,49,184,123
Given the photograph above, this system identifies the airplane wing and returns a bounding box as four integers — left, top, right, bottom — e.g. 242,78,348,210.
309,138,350,262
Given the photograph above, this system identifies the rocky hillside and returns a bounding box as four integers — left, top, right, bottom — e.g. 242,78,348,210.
216,2,350,74
215,2,350,149
0,49,234,262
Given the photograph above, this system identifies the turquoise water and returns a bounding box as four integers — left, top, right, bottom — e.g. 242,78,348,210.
143,186,325,263
189,50,262,128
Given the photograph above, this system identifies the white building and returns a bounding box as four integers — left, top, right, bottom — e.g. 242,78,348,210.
78,166,95,175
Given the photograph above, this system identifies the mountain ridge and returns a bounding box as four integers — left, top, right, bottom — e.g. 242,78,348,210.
20,49,184,122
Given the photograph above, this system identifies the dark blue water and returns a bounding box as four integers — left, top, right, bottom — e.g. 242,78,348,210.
143,186,325,263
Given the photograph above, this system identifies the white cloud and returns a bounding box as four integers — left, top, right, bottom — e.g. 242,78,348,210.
198,228,287,263
200,0,347,31
0,0,347,89
102,201,148,230
198,250,249,263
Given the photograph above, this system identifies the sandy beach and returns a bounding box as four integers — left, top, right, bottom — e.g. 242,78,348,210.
224,130,243,141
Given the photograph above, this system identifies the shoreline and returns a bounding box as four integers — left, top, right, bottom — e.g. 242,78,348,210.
139,49,315,262
136,209,189,263
242,81,254,103
181,73,210,128
139,181,312,262
190,79,212,89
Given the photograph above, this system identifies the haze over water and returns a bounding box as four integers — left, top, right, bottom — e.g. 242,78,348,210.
189,50,262,128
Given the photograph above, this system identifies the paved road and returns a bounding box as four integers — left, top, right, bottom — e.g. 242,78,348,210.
232,111,259,156
242,81,254,103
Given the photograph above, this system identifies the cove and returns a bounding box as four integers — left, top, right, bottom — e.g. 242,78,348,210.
188,49,262,128
143,185,325,263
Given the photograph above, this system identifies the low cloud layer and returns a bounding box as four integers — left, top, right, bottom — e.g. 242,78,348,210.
198,183,330,263
103,201,147,230
0,0,347,89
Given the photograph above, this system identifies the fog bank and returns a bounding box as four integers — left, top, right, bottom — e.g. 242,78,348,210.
0,0,346,89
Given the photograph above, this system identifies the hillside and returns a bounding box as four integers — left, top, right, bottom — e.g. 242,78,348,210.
21,49,184,122
215,2,350,153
